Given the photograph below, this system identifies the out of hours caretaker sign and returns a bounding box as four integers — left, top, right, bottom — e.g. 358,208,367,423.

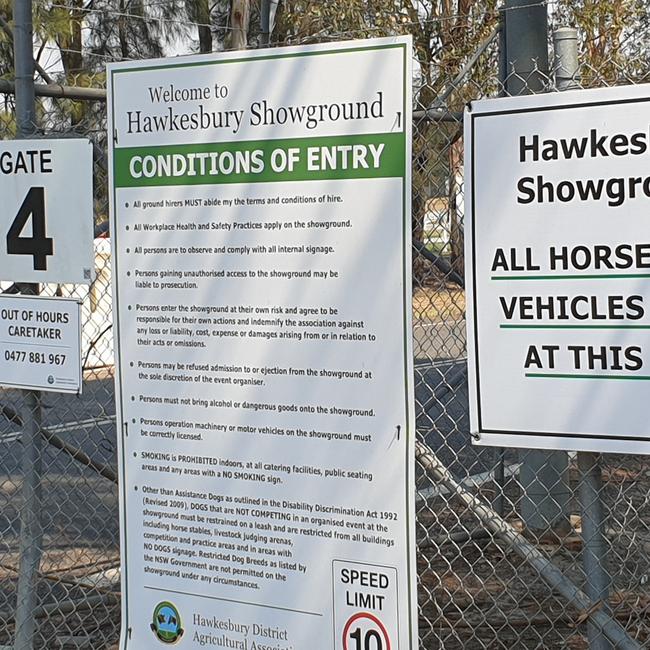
108,38,416,650
465,84,650,454
0,294,82,393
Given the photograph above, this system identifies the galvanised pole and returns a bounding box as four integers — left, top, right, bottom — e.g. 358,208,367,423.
553,29,611,648
12,1,44,648
502,0,571,539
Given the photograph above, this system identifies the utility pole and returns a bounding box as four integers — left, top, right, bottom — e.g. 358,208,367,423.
12,1,44,649
553,26,612,649
12,0,35,136
501,0,571,539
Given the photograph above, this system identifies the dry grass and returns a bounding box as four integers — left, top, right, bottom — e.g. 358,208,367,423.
413,287,466,322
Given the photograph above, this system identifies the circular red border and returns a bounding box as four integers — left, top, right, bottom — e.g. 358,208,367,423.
342,611,391,650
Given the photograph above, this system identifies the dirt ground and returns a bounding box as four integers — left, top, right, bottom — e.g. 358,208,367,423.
414,286,466,322
416,454,650,649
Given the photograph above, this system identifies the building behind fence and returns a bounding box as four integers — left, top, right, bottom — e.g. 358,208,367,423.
0,1,649,648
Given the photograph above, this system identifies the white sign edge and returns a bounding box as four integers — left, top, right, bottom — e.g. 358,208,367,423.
0,137,96,286
463,92,650,455
107,35,418,649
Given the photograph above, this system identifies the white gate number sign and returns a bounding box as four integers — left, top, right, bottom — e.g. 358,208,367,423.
0,139,94,285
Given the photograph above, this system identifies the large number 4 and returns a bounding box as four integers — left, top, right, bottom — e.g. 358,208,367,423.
6,187,53,271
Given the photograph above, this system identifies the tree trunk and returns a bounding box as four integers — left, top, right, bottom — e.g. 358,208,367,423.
57,0,85,127
448,137,464,279
196,0,212,53
230,0,250,49
58,0,83,81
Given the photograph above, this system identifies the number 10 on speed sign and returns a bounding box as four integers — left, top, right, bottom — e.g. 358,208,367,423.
0,139,94,285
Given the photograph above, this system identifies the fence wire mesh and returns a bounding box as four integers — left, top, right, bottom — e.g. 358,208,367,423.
0,1,649,649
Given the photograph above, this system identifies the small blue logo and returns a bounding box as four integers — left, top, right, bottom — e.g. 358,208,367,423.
151,601,183,644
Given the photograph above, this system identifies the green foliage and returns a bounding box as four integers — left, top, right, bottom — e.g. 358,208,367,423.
0,108,16,139
272,1,498,279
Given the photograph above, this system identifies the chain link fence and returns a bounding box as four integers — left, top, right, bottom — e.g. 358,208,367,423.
0,1,649,648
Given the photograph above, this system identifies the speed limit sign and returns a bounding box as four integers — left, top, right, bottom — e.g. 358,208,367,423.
334,561,401,650
343,612,391,650
0,139,94,284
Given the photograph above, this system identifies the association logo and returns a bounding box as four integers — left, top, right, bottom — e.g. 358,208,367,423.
151,601,184,644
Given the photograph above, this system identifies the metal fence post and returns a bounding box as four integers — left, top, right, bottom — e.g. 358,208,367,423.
554,27,580,92
12,0,36,135
553,27,613,649
12,1,44,648
578,452,612,650
13,393,43,650
502,0,571,538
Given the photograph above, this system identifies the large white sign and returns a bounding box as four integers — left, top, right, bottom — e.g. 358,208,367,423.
0,295,82,393
0,139,94,284
108,37,416,650
465,84,650,454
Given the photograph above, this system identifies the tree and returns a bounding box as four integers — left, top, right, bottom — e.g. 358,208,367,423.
191,0,213,53
273,1,499,283
230,0,250,49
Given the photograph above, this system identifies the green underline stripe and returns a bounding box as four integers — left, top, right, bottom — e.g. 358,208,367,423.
491,273,650,280
501,324,650,330
526,373,650,380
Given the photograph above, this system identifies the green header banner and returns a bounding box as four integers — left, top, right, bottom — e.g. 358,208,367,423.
114,132,405,187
